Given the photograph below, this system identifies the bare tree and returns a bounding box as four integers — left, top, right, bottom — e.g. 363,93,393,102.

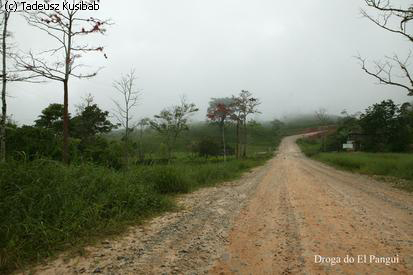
358,0,413,95
75,92,95,114
315,108,329,125
16,0,110,164
112,69,140,165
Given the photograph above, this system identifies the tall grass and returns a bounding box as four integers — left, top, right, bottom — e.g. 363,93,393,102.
0,160,172,273
0,154,271,273
296,138,321,157
315,152,413,181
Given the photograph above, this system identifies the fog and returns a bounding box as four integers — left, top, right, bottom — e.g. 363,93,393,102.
7,0,412,125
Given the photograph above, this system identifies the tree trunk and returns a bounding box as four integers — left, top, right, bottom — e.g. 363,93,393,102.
236,120,240,159
139,127,143,161
242,119,247,158
62,17,72,165
221,122,226,162
0,13,8,163
63,80,69,164
168,135,176,163
322,134,326,152
125,110,129,167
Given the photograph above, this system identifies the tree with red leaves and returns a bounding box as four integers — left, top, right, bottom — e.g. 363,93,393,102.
207,98,234,161
16,0,110,164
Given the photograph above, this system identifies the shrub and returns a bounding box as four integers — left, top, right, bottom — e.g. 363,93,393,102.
144,166,191,194
197,138,220,158
0,161,171,273
297,138,321,157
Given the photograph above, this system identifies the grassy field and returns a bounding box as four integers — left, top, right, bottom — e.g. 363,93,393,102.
0,153,271,274
297,138,413,192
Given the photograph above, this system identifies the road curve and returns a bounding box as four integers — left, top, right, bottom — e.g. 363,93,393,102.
212,135,413,274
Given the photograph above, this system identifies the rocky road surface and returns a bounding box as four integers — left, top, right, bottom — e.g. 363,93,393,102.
27,135,413,274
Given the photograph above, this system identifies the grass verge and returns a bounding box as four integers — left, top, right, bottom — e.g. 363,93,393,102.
297,138,413,192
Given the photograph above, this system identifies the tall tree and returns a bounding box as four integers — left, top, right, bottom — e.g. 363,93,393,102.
358,0,413,96
232,90,261,158
207,98,234,161
0,10,11,163
150,98,198,160
112,69,140,166
0,9,32,162
230,96,243,159
16,0,109,164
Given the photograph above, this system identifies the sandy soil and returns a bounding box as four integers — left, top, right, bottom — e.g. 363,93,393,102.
23,135,413,274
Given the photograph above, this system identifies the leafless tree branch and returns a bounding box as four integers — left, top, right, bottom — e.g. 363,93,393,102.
359,0,413,96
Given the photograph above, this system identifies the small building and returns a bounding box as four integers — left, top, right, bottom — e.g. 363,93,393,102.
346,131,369,151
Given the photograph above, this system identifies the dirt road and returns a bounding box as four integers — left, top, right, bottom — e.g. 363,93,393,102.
29,135,413,274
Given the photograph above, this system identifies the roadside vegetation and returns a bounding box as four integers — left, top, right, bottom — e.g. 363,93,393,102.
0,156,269,273
0,90,286,273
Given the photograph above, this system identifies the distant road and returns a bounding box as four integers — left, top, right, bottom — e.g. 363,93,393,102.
26,135,413,274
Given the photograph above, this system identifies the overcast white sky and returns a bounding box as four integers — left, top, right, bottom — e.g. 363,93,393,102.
7,0,412,125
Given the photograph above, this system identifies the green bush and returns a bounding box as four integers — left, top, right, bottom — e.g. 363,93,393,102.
197,138,221,158
143,166,191,194
185,157,264,188
188,162,235,186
